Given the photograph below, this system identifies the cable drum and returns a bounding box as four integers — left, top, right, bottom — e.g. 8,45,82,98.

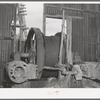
25,28,66,78
41,34,66,78
34,29,66,68
44,35,66,67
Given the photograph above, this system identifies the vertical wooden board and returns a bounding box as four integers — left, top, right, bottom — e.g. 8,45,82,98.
0,6,1,35
43,11,46,35
91,15,94,61
0,5,3,37
86,13,89,61
2,6,7,64
2,40,5,64
5,6,8,63
88,13,91,61
78,18,83,61
90,14,94,61
94,15,97,61
83,13,87,61
0,4,17,86
6,5,9,37
90,14,97,61
79,18,84,61
73,19,77,53
2,6,5,38
87,13,90,61
66,16,72,64
79,17,84,61
97,15,100,60
4,5,7,37
90,14,92,61
72,19,74,53
77,18,80,56
2,6,5,66
81,13,85,61
0,40,1,62
0,40,4,85
72,19,75,53
6,40,9,62
7,5,12,37
92,46,95,61
7,40,10,62
72,16,84,61
78,19,80,54
82,13,85,61
96,15,100,60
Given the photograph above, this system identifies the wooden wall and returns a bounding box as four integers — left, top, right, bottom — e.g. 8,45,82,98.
43,4,100,62
0,4,17,86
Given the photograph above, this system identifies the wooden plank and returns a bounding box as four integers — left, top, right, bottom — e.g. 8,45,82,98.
83,13,86,61
66,16,72,65
78,19,81,60
85,12,88,61
46,14,83,19
96,15,100,61
87,13,89,61
43,13,46,35
91,15,94,61
88,13,91,61
81,17,84,61
45,5,100,14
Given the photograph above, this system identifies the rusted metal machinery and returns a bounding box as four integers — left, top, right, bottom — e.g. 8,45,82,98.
6,26,100,88
5,26,81,88
6,61,37,83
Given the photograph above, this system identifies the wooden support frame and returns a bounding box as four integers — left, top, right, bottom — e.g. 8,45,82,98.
58,10,66,79
66,16,73,65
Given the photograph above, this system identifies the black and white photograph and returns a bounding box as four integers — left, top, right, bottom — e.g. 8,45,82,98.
0,2,100,90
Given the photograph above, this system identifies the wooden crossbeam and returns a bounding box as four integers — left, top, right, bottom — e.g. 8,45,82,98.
45,5,100,14
46,14,83,19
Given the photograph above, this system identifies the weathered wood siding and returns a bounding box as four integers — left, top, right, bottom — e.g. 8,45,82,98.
44,4,100,62
0,4,17,86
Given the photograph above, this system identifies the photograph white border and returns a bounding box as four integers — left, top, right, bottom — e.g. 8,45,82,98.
0,1,100,99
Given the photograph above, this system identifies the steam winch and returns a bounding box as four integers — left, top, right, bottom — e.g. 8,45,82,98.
5,25,69,84
5,27,100,88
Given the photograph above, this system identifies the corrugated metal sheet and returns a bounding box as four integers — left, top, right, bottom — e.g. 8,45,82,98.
44,4,100,62
0,4,17,86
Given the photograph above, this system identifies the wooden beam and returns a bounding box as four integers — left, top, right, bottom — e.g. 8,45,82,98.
0,37,14,40
43,5,46,35
43,66,60,70
82,42,100,45
66,16,73,65
43,15,46,35
45,5,100,15
46,14,83,19
13,4,17,53
58,10,65,79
